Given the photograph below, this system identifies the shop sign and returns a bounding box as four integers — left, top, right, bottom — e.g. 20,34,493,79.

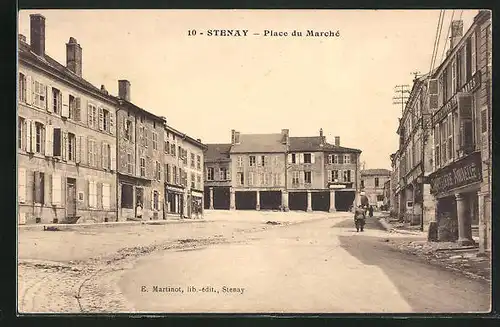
429,152,482,195
191,190,204,197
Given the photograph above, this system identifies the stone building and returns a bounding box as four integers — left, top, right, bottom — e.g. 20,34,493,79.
115,80,166,221
393,73,436,227
360,169,391,209
18,14,118,224
203,144,232,210
229,129,288,210
175,128,206,218
205,128,362,212
289,130,361,212
427,11,492,250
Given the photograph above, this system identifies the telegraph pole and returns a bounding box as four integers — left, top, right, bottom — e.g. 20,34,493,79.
393,85,410,115
411,71,422,81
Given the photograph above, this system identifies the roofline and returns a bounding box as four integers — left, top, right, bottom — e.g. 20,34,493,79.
431,10,490,79
165,124,206,149
19,46,118,106
118,98,165,123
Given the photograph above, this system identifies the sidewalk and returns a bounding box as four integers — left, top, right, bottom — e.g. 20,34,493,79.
378,214,490,282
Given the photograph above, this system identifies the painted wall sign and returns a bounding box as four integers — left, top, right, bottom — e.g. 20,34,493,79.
429,151,482,194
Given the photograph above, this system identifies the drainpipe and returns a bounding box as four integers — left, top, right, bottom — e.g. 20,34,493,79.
420,111,425,232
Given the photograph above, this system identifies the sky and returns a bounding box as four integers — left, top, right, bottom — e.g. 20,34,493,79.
18,9,479,169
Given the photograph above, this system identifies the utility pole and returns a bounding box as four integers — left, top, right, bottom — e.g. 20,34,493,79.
411,71,422,81
393,85,410,115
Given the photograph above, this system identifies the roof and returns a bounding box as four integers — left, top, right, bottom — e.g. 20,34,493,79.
361,169,391,176
230,134,287,154
204,143,232,162
289,136,362,153
165,124,206,149
119,98,166,122
18,40,117,105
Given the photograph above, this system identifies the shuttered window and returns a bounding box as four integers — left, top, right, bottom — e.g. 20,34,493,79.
34,171,45,204
89,181,97,208
102,183,111,209
18,168,26,203
51,174,62,205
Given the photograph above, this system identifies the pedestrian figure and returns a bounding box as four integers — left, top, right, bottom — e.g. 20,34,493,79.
354,205,366,232
369,205,374,217
136,202,143,220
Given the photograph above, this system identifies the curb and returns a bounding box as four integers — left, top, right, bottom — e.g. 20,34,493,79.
18,218,208,232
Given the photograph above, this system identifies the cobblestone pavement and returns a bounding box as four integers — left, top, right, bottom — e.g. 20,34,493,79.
18,211,338,313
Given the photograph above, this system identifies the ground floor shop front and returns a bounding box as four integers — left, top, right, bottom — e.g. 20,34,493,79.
429,152,483,246
118,174,163,221
225,188,356,212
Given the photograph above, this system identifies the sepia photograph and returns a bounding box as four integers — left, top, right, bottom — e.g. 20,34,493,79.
16,9,492,314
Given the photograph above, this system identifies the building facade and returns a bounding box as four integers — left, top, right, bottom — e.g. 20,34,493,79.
393,73,436,227
115,80,166,221
204,144,232,210
18,14,118,224
360,169,391,209
205,129,361,212
427,11,492,249
229,129,288,210
181,131,206,218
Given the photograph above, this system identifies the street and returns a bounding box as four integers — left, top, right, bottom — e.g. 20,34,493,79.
18,211,490,314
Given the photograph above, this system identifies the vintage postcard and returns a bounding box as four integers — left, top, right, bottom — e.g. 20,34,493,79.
17,9,492,314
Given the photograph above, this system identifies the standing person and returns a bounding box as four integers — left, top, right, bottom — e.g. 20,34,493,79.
136,202,143,220
354,205,366,232
369,205,374,217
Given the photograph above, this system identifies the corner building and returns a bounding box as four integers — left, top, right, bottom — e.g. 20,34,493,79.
18,14,118,224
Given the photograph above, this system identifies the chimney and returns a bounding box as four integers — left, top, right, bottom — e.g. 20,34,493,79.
100,85,108,95
231,129,236,145
235,132,240,144
281,129,289,145
30,14,46,57
449,20,464,51
66,37,83,77
334,136,340,146
118,80,131,101
319,128,326,146
18,34,26,43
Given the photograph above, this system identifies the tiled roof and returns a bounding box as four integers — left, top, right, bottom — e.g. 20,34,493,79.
18,41,116,103
205,143,232,162
230,134,287,154
289,136,361,153
361,169,391,176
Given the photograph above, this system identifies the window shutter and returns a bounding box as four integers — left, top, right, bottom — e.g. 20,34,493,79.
328,170,332,182
300,153,304,164
350,170,354,183
74,98,81,121
311,153,315,164
151,190,154,210
45,125,53,157
110,144,116,171
457,93,473,120
25,120,32,152
61,131,68,161
339,170,343,182
18,168,26,203
102,183,109,209
98,107,104,131
287,154,292,163
339,155,344,164
79,136,86,165
51,174,62,205
75,135,81,163
109,111,114,135
101,142,106,169
26,76,32,105
30,120,36,153
300,171,305,184
61,93,69,117
428,79,439,110
88,103,93,128
46,86,53,113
